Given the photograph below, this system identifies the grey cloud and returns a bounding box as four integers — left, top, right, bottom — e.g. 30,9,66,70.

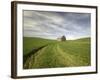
23,10,91,40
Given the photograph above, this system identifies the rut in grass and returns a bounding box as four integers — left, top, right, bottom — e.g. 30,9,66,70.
23,45,48,69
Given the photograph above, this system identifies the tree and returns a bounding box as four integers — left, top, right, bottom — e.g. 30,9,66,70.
61,35,66,41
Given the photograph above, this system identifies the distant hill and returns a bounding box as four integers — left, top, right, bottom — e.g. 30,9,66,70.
75,37,90,41
23,37,56,55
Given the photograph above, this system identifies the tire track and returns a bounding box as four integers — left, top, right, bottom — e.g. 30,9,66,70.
56,44,89,66
55,44,80,66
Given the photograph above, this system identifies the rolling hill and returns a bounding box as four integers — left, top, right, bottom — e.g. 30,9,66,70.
23,37,91,69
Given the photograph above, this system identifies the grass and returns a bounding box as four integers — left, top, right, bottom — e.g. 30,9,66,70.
23,37,91,69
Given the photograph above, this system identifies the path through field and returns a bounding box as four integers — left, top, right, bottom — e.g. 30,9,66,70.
24,40,90,69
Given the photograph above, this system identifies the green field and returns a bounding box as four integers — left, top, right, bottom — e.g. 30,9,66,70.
23,37,91,69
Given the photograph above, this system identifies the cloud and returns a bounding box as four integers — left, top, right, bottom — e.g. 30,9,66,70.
23,10,91,40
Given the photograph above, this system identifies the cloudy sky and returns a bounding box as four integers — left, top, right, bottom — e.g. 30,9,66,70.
23,10,91,40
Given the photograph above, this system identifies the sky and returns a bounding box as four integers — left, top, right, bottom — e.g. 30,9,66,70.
23,10,91,40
